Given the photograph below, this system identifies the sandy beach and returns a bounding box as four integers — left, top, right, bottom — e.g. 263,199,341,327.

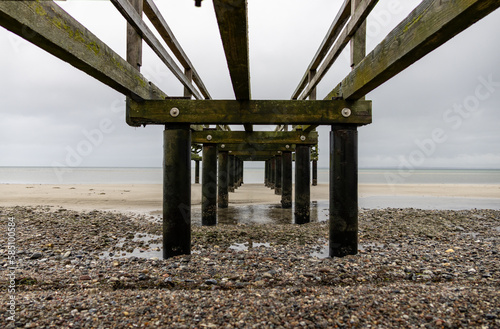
0,183,498,214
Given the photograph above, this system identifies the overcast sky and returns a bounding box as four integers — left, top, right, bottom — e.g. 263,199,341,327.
1,0,499,170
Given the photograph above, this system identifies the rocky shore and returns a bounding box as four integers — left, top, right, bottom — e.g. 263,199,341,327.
1,206,499,328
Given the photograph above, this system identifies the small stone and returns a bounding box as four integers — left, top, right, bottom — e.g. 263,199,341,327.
79,275,91,281
467,268,477,274
205,279,217,285
435,319,443,326
302,272,315,278
123,311,130,316
445,249,454,253
112,260,120,267
62,251,71,258
30,253,43,260
485,314,497,320
263,272,273,279
318,267,331,273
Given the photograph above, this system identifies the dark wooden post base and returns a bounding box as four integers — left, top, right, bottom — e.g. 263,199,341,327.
329,125,358,257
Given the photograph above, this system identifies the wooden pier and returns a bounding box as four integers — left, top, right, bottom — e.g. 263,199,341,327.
1,0,499,258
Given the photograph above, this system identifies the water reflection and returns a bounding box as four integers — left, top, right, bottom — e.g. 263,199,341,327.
191,201,329,225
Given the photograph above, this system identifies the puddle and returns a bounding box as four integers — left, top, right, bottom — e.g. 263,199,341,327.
192,201,329,225
99,233,163,259
229,242,271,252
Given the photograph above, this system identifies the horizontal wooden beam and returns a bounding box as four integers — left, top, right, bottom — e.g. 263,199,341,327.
192,131,318,145
219,144,297,152
299,0,378,100
143,0,211,99
0,1,166,100
111,0,202,99
213,0,251,100
326,0,500,100
291,0,351,99
127,99,372,126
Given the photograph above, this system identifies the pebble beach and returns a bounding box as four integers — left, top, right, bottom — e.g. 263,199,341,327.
1,205,499,328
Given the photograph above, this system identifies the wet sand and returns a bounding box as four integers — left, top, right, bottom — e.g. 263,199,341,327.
0,183,498,214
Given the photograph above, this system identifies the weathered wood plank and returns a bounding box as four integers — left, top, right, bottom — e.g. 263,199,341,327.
143,0,211,99
213,0,251,100
217,144,297,152
127,99,372,125
111,0,202,99
127,0,143,71
327,0,500,100
0,1,166,101
192,131,318,145
300,0,378,100
291,0,351,100
213,0,252,132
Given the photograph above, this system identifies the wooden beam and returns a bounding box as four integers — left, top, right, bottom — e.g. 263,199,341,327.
230,151,283,157
111,0,203,99
127,99,372,125
213,0,251,100
0,1,166,101
192,131,318,145
327,0,500,101
213,0,252,132
291,0,351,100
143,0,211,99
217,144,297,152
300,0,378,100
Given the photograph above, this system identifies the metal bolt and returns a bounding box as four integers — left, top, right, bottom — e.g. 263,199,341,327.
278,151,282,154
341,108,352,118
207,135,212,141
300,135,306,141
170,107,180,117
286,145,290,149
220,144,225,149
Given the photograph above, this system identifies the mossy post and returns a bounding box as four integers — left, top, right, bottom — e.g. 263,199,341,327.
275,154,282,195
329,125,358,257
270,157,276,189
312,160,318,186
264,160,269,187
281,151,292,208
202,143,217,226
294,145,310,224
195,160,200,184
163,125,191,258
228,155,235,192
218,151,229,208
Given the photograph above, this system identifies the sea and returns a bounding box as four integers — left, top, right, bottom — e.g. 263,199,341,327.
1,167,499,210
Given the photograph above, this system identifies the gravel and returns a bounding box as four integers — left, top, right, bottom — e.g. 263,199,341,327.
1,206,499,328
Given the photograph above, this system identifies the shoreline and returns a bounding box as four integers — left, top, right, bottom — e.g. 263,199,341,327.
0,183,499,214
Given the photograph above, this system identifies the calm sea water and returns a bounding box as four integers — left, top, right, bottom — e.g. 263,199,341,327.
0,166,499,185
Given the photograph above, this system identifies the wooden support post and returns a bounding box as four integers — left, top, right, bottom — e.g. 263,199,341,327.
264,160,269,187
295,145,310,224
228,155,235,192
163,125,191,258
218,151,229,208
275,155,282,195
202,143,217,226
329,125,358,257
240,160,244,185
270,157,276,189
281,151,292,209
194,160,200,184
312,160,318,186
235,159,240,188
